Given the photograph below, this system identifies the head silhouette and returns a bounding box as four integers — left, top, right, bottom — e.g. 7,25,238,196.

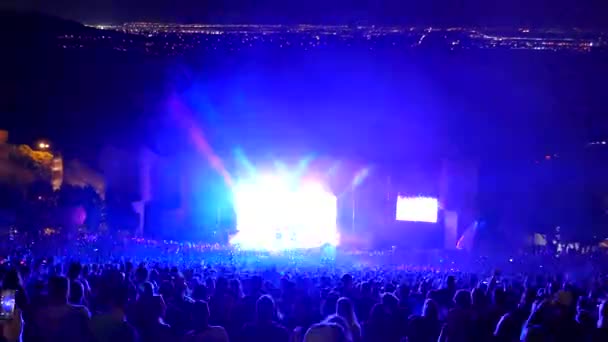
192,300,211,327
256,295,275,322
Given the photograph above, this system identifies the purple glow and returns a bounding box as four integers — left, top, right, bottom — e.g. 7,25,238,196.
396,196,438,223
230,174,339,251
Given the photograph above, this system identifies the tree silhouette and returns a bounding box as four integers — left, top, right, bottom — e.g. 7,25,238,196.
56,184,104,232
0,182,23,211
0,182,22,228
14,180,55,235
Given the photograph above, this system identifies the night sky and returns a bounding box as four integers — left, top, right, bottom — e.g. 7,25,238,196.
3,0,608,27
2,0,608,161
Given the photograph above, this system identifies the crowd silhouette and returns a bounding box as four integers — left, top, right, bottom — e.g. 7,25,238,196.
0,257,607,342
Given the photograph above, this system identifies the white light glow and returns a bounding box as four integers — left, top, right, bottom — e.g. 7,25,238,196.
230,174,339,251
396,196,438,223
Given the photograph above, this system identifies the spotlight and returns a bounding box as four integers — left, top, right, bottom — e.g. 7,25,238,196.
37,141,50,150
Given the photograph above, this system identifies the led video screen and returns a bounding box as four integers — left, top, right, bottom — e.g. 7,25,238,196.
396,196,438,223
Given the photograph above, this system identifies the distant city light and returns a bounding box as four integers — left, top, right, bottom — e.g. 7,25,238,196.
59,23,603,55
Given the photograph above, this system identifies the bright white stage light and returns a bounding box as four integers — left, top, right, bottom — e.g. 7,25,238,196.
230,174,339,251
396,196,438,223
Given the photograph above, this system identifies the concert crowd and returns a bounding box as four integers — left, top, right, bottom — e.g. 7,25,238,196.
0,243,607,342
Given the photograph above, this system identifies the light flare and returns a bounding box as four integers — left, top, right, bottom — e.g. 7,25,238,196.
169,96,233,187
230,174,339,251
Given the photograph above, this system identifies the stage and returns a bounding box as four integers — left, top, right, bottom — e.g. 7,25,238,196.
137,153,478,252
